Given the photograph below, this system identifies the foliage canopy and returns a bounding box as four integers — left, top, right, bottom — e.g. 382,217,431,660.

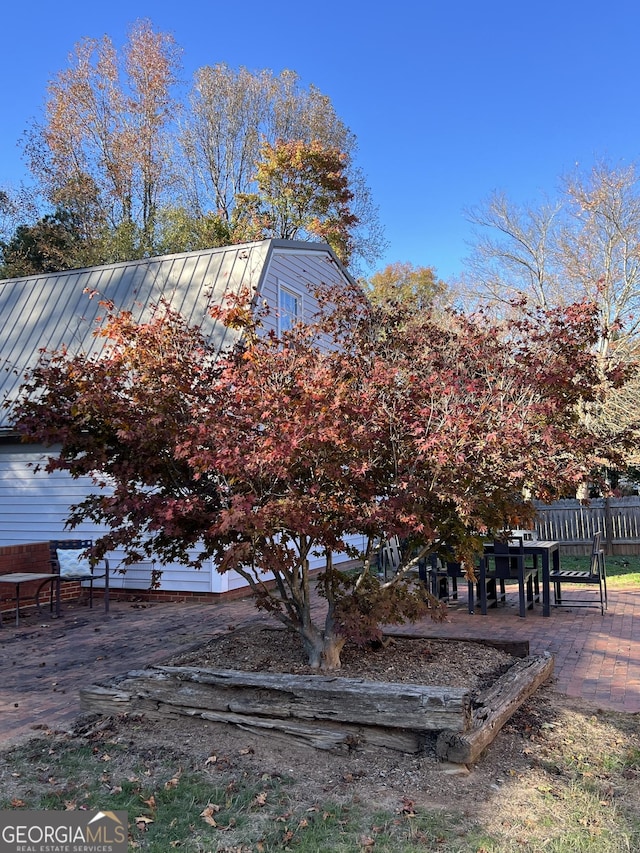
2,21,382,276
12,284,626,668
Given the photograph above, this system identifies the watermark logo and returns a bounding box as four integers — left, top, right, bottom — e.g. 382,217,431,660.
0,809,128,853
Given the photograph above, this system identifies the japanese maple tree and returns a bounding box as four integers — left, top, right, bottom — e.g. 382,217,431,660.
12,285,626,669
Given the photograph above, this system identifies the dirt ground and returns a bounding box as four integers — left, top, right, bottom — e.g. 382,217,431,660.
65,626,638,816
2,621,639,853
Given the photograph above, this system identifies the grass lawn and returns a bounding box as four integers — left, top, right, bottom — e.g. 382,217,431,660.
559,553,640,586
1,705,639,852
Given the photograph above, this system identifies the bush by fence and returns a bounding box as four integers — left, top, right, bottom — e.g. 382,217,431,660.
534,497,640,555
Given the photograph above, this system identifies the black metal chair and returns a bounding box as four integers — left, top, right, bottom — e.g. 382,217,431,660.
49,540,110,612
421,553,475,610
480,537,539,618
381,537,402,576
549,531,607,615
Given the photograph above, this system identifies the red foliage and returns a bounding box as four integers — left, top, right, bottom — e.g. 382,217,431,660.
12,287,627,668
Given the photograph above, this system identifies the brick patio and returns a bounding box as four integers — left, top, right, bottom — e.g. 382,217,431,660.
0,581,638,747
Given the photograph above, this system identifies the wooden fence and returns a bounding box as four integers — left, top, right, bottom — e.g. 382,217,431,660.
533,497,640,555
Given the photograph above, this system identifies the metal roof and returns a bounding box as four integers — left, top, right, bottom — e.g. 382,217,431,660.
0,239,344,433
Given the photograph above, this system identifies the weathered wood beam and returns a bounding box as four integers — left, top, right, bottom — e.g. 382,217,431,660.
81,665,471,732
383,631,530,658
435,653,554,764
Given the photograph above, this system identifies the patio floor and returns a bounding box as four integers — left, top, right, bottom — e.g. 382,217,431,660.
0,581,638,747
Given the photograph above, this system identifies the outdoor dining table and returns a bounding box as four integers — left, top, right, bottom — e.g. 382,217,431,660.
0,572,61,627
481,539,560,617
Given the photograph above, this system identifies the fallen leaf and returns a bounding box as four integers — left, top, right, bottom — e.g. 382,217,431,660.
398,796,416,817
164,769,182,789
142,794,156,813
200,803,221,826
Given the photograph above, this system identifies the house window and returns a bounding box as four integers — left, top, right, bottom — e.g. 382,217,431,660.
278,285,302,333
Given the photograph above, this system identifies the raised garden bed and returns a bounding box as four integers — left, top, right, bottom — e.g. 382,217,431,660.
80,630,553,765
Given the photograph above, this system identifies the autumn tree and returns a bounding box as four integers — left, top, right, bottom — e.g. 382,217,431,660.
16,40,383,271
181,65,350,219
365,262,447,311
179,64,383,269
232,139,359,264
23,19,182,259
463,160,640,464
12,282,626,669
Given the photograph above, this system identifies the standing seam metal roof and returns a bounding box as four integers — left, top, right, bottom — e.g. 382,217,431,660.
0,238,348,432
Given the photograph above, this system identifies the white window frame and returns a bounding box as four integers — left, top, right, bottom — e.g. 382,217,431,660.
277,282,303,334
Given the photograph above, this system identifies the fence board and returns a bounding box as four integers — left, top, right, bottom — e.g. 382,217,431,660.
534,497,640,554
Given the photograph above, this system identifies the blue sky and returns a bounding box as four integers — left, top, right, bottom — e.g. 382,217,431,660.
2,1,640,280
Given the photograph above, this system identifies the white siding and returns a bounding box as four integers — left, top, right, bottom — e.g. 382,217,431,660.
261,246,345,331
0,444,219,593
0,241,359,595
0,445,362,593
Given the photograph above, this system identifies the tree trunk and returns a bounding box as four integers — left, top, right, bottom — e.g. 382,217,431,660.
320,634,346,672
299,625,346,671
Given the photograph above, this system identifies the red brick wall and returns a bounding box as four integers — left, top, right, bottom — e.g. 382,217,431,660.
0,542,82,615
0,542,50,574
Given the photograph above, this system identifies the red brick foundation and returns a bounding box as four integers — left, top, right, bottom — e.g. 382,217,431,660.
107,585,259,605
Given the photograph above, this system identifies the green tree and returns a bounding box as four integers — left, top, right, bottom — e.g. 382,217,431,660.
153,207,232,255
0,208,85,277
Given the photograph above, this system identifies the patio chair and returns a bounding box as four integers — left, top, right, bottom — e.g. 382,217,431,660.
49,539,110,613
376,536,402,580
505,527,538,571
481,537,539,617
422,552,473,607
549,530,607,615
